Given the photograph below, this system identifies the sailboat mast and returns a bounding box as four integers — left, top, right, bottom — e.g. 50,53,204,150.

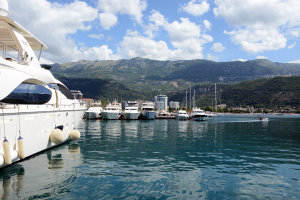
193,89,195,108
189,85,192,110
214,83,217,111
185,90,188,110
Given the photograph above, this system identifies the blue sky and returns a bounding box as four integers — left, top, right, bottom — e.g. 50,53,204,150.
7,0,300,63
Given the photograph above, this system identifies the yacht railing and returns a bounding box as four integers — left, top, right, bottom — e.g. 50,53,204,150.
0,41,21,63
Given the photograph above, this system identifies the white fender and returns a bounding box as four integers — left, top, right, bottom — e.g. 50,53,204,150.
49,129,64,144
17,136,25,159
2,138,11,165
69,129,80,141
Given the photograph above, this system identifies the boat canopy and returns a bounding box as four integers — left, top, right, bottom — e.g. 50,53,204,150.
0,16,47,51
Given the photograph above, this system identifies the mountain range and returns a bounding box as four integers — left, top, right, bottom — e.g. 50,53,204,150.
51,58,300,109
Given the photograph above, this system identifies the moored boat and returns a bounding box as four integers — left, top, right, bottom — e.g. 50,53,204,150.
123,106,140,120
141,102,155,120
85,106,103,119
101,102,121,120
0,3,86,168
190,107,208,121
176,110,189,120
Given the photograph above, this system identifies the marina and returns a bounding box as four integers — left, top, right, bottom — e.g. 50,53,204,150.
0,115,299,199
1,1,300,199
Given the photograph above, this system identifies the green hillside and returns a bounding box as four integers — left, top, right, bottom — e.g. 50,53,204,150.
52,58,300,84
168,76,300,109
221,76,300,109
52,58,300,109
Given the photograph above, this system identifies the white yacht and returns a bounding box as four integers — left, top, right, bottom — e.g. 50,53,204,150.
190,107,208,121
85,106,103,119
123,106,140,120
176,110,189,120
101,103,121,120
141,102,155,120
0,3,86,168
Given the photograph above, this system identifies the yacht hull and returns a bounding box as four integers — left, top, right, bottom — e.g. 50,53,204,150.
101,111,120,120
123,112,140,120
141,111,155,120
0,105,86,168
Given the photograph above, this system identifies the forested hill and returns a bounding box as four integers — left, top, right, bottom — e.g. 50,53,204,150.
220,76,300,109
52,58,300,83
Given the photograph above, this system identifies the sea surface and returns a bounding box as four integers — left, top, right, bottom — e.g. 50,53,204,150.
0,114,300,199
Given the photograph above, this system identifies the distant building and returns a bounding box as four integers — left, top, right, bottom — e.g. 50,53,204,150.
169,101,180,110
70,90,83,99
155,95,168,111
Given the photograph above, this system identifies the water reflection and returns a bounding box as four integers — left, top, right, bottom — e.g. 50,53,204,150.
0,164,25,200
0,142,82,200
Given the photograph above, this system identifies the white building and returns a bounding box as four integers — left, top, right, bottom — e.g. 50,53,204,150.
169,101,180,110
155,95,168,111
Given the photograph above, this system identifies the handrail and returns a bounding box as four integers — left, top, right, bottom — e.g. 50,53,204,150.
0,40,21,63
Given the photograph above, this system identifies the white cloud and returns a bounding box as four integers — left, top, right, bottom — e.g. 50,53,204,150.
233,58,248,62
145,10,168,38
203,19,212,30
181,0,210,16
79,45,120,60
8,0,120,62
207,54,218,61
166,18,212,53
88,33,104,40
255,56,268,59
287,42,296,49
287,59,300,63
8,0,118,63
141,14,213,60
214,0,300,54
97,0,146,24
99,12,118,30
211,42,225,52
119,31,174,60
227,27,287,53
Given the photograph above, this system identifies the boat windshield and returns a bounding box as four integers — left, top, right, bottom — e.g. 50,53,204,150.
0,82,52,104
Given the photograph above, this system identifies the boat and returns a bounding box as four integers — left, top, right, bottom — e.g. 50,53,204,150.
84,106,103,119
190,107,208,121
0,3,86,168
258,115,269,121
123,106,140,120
141,102,155,120
101,102,121,120
176,110,189,120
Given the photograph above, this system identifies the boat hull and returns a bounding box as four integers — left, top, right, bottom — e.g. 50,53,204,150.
123,112,140,120
101,111,120,120
177,115,189,120
142,111,155,120
0,104,86,168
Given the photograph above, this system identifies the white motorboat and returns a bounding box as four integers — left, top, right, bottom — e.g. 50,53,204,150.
141,102,155,120
190,107,208,121
101,103,121,120
85,106,103,119
0,3,86,168
123,106,140,120
176,110,189,120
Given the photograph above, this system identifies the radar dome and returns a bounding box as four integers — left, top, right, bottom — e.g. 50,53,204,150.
0,0,8,16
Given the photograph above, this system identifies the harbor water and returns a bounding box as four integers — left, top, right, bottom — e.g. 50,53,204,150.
1,115,299,199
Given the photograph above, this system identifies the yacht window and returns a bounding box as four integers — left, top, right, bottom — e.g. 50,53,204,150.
48,83,74,100
0,83,52,104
